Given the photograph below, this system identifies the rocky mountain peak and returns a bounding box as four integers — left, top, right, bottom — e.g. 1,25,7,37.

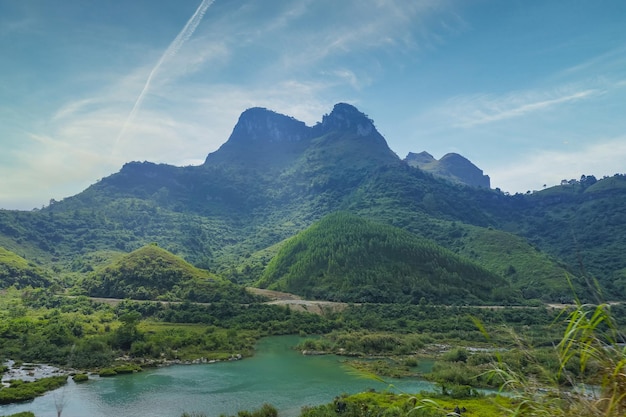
405,151,435,165
438,153,490,187
319,103,376,137
405,151,490,188
228,107,310,144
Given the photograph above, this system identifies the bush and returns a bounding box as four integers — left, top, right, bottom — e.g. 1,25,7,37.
98,368,117,377
114,365,142,374
442,347,468,363
404,357,418,367
72,373,89,382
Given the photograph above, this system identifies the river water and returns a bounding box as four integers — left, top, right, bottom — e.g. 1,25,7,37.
0,336,436,417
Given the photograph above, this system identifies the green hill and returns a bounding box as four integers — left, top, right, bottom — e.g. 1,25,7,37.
258,213,517,305
0,247,51,289
0,105,623,303
456,226,582,302
80,244,254,303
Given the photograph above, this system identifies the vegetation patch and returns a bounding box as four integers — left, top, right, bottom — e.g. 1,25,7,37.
72,373,89,382
299,391,512,417
0,375,67,404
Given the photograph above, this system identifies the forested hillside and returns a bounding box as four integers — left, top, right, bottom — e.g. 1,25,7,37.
258,213,516,304
80,244,256,303
0,103,624,303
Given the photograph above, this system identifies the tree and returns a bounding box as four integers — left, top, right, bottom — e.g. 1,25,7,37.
113,311,142,350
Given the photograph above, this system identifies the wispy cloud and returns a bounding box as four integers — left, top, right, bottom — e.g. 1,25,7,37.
446,87,600,128
559,45,626,77
490,136,626,193
114,0,216,148
259,0,457,74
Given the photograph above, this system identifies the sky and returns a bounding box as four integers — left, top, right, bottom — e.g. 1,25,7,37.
1,0,625,210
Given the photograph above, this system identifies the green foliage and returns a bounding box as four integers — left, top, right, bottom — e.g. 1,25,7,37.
180,404,279,417
442,347,469,363
0,247,51,289
218,403,278,417
482,302,626,417
326,331,426,355
98,368,117,377
513,174,626,298
300,391,510,417
0,376,67,404
80,244,256,303
0,412,36,417
0,120,624,303
456,226,582,302
260,212,516,304
0,305,106,365
72,373,89,382
112,311,142,350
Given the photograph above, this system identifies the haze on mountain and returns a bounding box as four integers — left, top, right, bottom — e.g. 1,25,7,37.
0,103,625,305
405,152,490,189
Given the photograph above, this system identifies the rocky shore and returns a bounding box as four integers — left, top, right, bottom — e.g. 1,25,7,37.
1,360,72,387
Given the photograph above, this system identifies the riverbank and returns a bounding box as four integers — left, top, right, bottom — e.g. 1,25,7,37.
1,361,71,387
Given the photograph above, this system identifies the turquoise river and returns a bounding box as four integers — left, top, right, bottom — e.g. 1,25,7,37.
0,336,437,417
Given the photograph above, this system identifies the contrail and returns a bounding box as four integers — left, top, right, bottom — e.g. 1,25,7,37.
114,0,215,150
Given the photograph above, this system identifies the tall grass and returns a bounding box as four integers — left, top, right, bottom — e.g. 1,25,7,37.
488,302,626,417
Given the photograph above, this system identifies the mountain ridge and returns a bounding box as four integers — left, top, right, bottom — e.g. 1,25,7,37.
0,103,624,303
405,151,491,188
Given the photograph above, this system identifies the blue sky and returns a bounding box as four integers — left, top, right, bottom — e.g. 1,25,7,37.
1,0,625,210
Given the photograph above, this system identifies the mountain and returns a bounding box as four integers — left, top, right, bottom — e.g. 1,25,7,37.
258,212,516,304
405,151,491,188
0,103,624,303
80,244,255,303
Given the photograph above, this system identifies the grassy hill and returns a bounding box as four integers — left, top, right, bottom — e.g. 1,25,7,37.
80,244,255,303
0,246,51,289
258,213,518,305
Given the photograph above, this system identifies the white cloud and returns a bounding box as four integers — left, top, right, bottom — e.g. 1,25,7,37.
0,71,342,210
490,136,626,193
0,131,120,209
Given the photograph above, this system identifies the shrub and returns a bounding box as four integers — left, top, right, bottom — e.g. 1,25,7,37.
98,368,117,377
72,373,89,382
114,365,142,374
